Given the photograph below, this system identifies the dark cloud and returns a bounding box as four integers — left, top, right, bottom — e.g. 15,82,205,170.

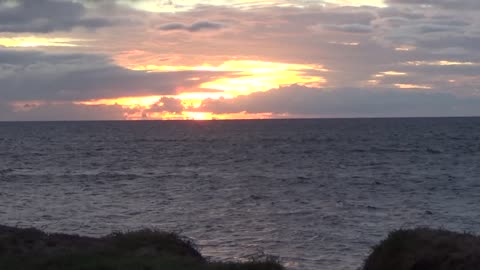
0,99,12,117
146,97,184,114
0,0,111,33
0,49,228,101
158,21,224,32
0,101,125,121
284,7,376,26
199,85,480,117
370,5,480,59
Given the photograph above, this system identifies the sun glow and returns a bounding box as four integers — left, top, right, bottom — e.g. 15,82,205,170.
0,37,82,47
184,112,212,120
199,60,327,95
78,96,165,108
77,91,232,109
117,59,327,96
133,111,274,120
80,58,327,120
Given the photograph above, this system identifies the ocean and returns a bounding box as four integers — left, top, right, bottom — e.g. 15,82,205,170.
1,118,479,270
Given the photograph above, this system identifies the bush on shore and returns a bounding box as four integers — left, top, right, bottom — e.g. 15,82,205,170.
3,225,479,270
363,228,480,270
0,225,284,270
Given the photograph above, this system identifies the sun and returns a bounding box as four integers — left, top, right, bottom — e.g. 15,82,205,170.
184,112,213,120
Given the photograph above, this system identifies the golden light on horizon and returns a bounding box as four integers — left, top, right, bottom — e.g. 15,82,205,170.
78,59,327,120
184,111,213,120
77,91,232,109
128,110,274,120
0,37,82,47
78,96,164,108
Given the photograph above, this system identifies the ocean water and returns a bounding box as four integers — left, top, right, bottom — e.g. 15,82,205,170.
0,118,479,270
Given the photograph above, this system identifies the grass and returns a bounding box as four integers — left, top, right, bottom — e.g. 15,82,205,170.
363,228,480,270
0,225,284,270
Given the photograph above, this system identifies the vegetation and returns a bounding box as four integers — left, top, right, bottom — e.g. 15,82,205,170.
363,228,480,270
0,225,284,270
3,225,479,270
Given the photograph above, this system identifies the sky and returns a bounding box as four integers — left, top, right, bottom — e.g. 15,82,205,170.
0,0,479,120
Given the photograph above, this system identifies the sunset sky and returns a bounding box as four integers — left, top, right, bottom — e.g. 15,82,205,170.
1,0,480,120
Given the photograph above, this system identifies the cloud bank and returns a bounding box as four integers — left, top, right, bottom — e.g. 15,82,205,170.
0,49,227,101
199,85,480,117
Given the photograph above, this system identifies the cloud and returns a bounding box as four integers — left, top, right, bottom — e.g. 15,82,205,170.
386,0,480,9
128,4,476,87
0,101,125,121
0,49,228,101
198,85,480,117
0,0,111,33
9,84,478,121
323,23,373,33
371,10,477,50
51,3,478,92
158,21,224,32
146,97,184,114
1,2,480,120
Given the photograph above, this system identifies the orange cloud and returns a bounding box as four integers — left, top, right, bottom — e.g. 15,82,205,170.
76,57,328,119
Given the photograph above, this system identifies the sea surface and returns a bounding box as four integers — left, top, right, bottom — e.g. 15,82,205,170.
1,118,479,270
